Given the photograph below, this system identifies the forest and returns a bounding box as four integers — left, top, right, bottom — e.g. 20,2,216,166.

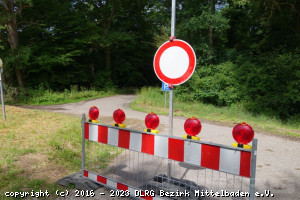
0,0,299,120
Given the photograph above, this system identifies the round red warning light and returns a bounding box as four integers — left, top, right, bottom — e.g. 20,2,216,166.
145,113,159,130
184,117,202,136
232,122,254,144
89,106,99,120
113,109,126,124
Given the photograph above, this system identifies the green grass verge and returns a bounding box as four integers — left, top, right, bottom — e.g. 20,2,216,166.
0,106,118,199
28,89,116,105
5,86,136,106
131,87,300,138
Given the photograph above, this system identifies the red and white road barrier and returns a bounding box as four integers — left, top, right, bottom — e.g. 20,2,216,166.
81,115,257,200
84,122,252,178
83,170,161,200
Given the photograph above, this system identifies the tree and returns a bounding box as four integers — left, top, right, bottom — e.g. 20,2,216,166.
0,0,33,87
176,0,230,65
0,0,162,89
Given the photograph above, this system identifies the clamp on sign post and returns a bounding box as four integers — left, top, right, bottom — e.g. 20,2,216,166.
169,36,176,42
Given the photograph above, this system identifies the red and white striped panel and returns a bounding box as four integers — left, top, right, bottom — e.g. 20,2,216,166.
84,123,251,178
83,170,161,200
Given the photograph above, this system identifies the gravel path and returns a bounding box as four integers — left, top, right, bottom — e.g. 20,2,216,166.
22,95,300,199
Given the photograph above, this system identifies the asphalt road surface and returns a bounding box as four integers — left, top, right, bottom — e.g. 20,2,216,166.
23,95,300,199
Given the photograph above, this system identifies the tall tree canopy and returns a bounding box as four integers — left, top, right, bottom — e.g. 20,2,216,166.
0,0,299,119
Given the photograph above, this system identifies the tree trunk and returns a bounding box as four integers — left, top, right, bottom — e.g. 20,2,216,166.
15,69,24,87
8,21,25,87
7,20,18,49
88,48,94,87
209,26,213,49
208,0,215,49
105,47,111,70
101,0,114,71
296,2,300,35
4,0,25,87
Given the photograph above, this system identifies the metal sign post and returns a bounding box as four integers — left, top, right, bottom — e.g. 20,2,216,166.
81,114,86,176
250,138,258,200
154,0,195,180
162,82,170,108
168,0,176,179
0,58,6,120
164,91,167,108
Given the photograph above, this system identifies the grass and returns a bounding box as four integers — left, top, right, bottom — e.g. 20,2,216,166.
0,106,118,199
28,89,115,105
4,85,135,106
131,87,300,138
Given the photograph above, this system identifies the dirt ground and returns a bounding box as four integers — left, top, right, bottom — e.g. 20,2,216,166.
22,95,300,199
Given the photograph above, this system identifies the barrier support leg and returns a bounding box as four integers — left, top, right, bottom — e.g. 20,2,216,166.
81,114,86,176
249,138,258,200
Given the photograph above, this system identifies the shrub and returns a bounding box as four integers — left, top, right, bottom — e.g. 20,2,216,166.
235,52,300,120
176,62,240,106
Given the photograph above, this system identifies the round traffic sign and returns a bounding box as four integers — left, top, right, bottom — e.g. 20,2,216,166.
153,39,196,85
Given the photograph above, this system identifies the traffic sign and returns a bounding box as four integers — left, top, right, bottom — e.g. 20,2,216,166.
162,82,171,91
153,39,196,85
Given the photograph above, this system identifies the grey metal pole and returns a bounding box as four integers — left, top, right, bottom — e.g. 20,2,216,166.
168,0,176,180
171,0,176,37
81,114,86,176
249,138,258,200
167,89,174,179
0,74,6,120
168,90,174,138
164,91,167,108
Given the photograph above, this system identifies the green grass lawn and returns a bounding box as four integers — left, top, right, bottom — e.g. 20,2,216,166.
0,106,117,199
131,87,300,138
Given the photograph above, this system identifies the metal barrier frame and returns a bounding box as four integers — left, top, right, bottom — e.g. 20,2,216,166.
81,114,257,199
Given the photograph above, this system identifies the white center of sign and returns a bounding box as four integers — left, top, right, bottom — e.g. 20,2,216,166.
159,46,189,79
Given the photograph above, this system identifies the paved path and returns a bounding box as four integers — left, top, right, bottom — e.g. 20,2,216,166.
23,95,300,199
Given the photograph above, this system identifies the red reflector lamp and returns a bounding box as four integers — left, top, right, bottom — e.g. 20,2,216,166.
183,117,201,140
232,122,254,149
144,113,159,133
89,106,99,123
113,109,126,128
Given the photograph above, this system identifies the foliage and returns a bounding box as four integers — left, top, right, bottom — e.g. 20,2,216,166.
3,85,116,105
0,0,160,89
0,0,299,119
235,51,300,120
176,62,239,106
177,1,230,65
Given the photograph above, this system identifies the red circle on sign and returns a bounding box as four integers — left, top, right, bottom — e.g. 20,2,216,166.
153,39,196,85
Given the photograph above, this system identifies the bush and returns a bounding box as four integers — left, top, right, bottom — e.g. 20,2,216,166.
176,62,240,106
235,51,300,120
3,85,33,104
93,69,115,89
176,51,300,120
